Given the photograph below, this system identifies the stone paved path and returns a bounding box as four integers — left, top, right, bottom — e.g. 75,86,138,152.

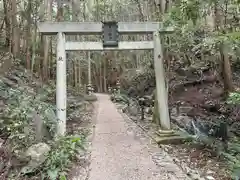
88,94,190,180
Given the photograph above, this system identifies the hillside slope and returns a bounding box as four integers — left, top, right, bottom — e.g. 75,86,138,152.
0,52,94,179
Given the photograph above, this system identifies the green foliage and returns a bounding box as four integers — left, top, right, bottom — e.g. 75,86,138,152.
0,79,57,150
0,69,89,179
225,94,240,177
166,0,203,26
41,136,85,180
219,140,240,179
19,136,85,180
180,0,201,24
227,92,240,104
159,1,240,178
162,0,240,69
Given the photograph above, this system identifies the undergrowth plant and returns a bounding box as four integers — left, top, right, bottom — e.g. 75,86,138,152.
0,78,87,180
226,92,240,179
18,135,85,180
0,85,57,150
227,92,240,104
41,136,85,180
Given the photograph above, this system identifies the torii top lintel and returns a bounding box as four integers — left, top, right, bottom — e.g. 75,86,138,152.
37,22,174,35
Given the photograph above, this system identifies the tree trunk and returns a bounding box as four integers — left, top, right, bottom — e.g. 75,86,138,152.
25,1,33,70
3,0,11,48
220,44,234,93
135,0,145,21
42,0,52,81
10,0,19,58
214,1,234,93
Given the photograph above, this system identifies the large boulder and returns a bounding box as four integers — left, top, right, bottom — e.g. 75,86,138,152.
21,143,50,174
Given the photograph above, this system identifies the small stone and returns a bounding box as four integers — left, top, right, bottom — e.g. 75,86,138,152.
206,170,214,174
173,158,180,163
0,138,4,147
179,106,193,114
185,166,191,174
190,173,200,180
205,176,215,180
155,134,192,145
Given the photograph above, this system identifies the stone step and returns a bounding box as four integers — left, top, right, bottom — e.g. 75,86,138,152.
155,131,192,145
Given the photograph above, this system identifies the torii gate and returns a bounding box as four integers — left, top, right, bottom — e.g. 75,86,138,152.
38,21,173,136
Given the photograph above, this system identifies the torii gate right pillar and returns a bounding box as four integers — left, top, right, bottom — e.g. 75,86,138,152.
153,31,170,130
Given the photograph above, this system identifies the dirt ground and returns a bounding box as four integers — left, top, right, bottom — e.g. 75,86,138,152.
118,104,231,179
